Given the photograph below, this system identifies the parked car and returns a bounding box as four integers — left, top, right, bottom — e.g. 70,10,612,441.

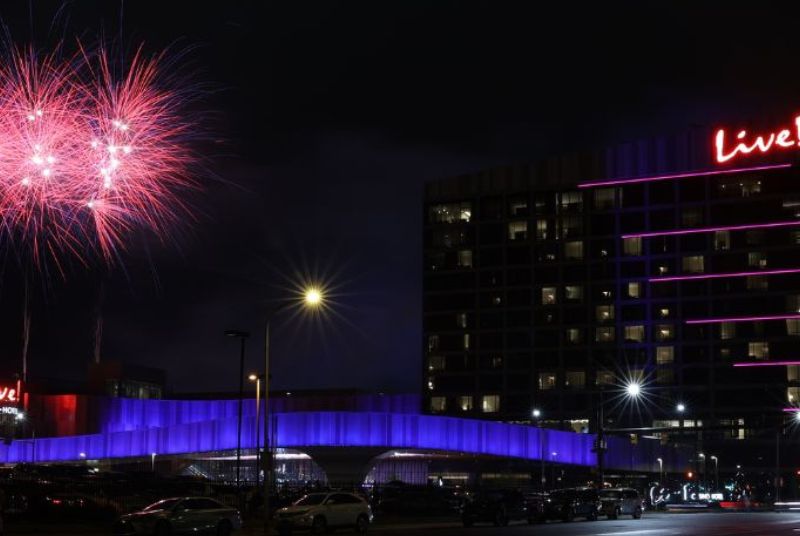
113,497,241,535
543,487,600,522
274,492,372,535
461,489,528,527
524,492,547,524
599,488,643,519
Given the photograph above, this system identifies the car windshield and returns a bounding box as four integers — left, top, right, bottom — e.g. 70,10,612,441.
143,499,181,511
601,490,621,499
294,494,327,506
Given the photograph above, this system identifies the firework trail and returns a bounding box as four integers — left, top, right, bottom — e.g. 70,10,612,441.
0,41,202,272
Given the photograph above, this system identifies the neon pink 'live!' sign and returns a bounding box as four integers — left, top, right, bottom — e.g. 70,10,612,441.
715,115,800,163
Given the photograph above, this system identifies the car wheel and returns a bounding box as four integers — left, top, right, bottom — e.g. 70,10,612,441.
154,520,172,536
355,514,369,533
278,528,292,536
633,506,642,519
217,519,233,536
562,508,575,523
587,509,598,521
608,507,619,520
311,516,328,535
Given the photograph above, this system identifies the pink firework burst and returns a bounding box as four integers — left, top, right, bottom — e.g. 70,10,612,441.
0,42,202,271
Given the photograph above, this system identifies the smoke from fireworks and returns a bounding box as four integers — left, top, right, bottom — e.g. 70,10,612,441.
0,43,201,271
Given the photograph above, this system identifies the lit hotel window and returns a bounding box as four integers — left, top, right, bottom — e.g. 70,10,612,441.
596,305,615,322
427,335,440,351
463,334,471,350
657,265,669,275
565,371,586,389
788,366,800,383
565,285,583,301
746,275,768,290
456,313,467,328
481,395,500,413
748,342,769,360
596,371,615,386
491,355,503,369
566,328,583,345
787,319,800,336
720,322,736,340
457,249,473,268
429,202,472,223
656,346,674,365
541,287,557,305
627,282,641,299
430,396,446,412
682,255,704,274
659,307,670,318
714,230,730,251
655,324,674,342
595,327,615,343
748,252,767,268
624,325,645,343
560,191,583,212
594,188,615,209
623,237,642,256
427,377,435,391
564,241,584,260
536,219,548,240
508,221,528,240
560,216,581,238
428,355,445,371
788,387,800,404
538,372,557,390
509,198,528,217
788,295,800,313
459,396,473,411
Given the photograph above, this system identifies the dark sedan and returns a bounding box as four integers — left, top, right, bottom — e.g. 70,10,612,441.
114,497,241,535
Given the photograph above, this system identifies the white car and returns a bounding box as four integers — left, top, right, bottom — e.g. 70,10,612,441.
275,492,372,535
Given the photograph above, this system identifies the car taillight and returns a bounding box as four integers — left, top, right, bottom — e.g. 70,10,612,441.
51,499,62,505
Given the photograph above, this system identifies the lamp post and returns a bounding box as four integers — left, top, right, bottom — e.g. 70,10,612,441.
656,457,663,484
249,373,263,487
532,408,544,491
225,329,250,507
596,381,642,487
262,286,325,535
710,456,718,491
698,453,707,495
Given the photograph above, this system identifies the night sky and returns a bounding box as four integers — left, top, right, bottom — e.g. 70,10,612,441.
0,1,799,394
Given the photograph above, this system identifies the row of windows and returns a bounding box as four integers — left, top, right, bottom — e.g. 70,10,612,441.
427,176,782,226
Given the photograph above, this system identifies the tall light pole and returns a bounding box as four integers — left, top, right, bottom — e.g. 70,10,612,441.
532,408,544,491
263,286,325,535
698,453,707,495
656,457,663,483
710,456,718,491
225,329,250,508
249,373,263,487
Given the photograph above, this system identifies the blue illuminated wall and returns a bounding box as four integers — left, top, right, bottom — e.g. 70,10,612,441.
1,397,688,472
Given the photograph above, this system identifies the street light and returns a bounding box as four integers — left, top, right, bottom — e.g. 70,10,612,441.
532,408,544,491
698,453,707,494
625,381,642,398
224,329,250,507
262,285,328,534
676,403,686,413
710,456,719,491
657,457,663,483
249,372,265,487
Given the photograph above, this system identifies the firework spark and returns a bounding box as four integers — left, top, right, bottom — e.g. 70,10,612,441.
0,43,201,271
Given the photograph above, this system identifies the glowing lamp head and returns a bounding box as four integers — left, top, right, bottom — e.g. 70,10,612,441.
625,381,642,398
677,403,686,413
304,287,323,307
248,373,258,382
532,408,541,419
795,411,800,423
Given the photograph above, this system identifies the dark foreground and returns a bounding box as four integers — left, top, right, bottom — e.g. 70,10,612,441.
373,512,800,536
8,512,800,535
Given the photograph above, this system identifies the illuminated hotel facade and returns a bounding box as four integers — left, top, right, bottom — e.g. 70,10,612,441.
423,120,800,453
